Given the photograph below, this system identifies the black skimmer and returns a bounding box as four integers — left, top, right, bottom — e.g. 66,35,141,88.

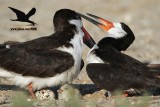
9,7,37,26
0,9,95,98
80,13,160,97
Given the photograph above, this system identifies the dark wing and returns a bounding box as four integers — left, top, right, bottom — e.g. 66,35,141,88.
0,28,75,77
9,7,25,18
20,31,74,50
26,8,36,19
147,64,160,77
86,63,157,91
87,49,160,91
0,47,74,77
95,48,151,75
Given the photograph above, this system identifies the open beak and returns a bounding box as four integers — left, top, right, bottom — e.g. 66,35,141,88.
79,13,114,31
81,27,96,48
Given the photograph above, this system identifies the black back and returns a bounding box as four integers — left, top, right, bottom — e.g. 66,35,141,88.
87,45,160,91
0,9,82,77
0,32,76,77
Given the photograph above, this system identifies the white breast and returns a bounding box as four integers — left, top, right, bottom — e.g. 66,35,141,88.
87,45,104,64
58,30,83,77
87,52,104,63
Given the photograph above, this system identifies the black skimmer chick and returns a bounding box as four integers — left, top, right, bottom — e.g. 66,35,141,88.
9,7,37,26
0,9,95,98
80,13,160,97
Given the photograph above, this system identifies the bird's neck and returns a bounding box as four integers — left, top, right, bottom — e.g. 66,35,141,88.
97,37,120,51
97,36,134,51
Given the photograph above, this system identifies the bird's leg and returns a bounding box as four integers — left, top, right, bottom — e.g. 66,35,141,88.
108,91,128,99
121,92,128,97
28,83,36,98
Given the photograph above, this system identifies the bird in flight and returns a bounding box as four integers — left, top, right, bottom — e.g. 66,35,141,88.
9,7,37,26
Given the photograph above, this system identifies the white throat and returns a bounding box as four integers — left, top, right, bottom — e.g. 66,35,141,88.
54,27,84,85
87,45,104,63
69,19,82,29
69,19,84,37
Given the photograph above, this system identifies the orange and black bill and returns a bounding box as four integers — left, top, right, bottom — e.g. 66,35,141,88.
79,13,114,31
78,12,102,27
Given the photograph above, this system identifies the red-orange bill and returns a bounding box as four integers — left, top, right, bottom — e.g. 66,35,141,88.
79,13,114,31
87,13,113,26
82,27,96,48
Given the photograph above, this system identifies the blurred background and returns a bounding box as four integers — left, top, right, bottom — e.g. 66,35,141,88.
0,0,160,82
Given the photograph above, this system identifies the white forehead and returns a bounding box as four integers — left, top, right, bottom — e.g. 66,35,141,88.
113,23,122,29
108,22,127,39
69,19,82,28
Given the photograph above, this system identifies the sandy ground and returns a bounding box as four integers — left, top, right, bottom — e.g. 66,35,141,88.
0,0,160,106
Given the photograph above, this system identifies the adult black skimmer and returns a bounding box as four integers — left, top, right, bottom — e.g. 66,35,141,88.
80,13,160,97
0,9,95,98
9,7,37,26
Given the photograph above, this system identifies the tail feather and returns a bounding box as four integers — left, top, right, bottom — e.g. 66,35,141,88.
144,76,160,88
147,64,160,69
143,61,160,77
143,62,160,87
143,61,160,72
147,64,160,77
152,78,160,88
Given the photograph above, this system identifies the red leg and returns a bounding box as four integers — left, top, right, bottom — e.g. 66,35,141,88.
28,83,36,99
121,92,128,97
110,92,128,99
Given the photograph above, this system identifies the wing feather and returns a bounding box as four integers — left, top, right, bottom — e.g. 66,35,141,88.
9,7,25,18
0,48,74,77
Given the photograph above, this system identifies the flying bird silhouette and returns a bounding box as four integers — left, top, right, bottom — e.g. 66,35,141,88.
9,7,37,26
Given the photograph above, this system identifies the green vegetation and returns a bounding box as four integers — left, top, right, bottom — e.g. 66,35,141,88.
11,91,35,107
9,87,158,107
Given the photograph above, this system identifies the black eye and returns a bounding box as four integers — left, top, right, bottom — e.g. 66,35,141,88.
75,15,81,20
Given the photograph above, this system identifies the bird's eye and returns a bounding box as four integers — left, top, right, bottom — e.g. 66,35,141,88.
75,15,81,20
